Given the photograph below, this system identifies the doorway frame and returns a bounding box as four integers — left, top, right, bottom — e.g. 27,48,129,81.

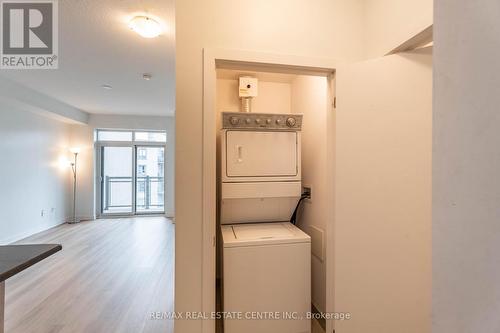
201,48,337,333
95,139,167,218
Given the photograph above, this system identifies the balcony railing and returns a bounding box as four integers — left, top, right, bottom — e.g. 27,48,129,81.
104,176,164,212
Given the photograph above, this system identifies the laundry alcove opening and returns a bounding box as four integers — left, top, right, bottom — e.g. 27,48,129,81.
214,64,334,332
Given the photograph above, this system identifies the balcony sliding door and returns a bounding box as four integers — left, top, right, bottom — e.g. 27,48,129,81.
98,140,165,216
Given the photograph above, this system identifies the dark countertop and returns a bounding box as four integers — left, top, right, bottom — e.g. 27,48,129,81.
0,244,62,282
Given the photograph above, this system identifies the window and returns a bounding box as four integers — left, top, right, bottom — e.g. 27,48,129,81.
135,131,167,143
137,148,147,160
97,130,133,141
98,132,166,215
96,130,167,143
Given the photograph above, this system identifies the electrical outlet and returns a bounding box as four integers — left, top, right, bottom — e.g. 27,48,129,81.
303,186,312,200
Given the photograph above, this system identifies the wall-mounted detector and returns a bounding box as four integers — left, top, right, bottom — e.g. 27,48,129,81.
143,73,152,81
239,77,258,97
239,77,258,113
101,84,113,90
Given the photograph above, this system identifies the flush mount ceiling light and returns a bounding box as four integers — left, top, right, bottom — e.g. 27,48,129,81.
129,16,162,38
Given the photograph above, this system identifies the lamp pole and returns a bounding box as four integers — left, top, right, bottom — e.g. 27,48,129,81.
70,151,78,224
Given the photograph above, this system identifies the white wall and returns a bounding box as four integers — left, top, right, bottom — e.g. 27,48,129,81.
291,75,329,313
0,107,72,244
433,1,500,332
70,114,175,219
364,0,433,58
176,1,365,330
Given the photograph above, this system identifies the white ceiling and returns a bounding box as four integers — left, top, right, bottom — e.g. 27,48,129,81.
0,0,175,116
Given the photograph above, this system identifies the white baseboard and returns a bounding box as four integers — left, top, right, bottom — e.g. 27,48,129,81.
0,220,66,245
66,215,95,223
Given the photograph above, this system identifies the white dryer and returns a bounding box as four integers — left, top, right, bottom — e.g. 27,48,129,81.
220,112,311,333
220,112,303,224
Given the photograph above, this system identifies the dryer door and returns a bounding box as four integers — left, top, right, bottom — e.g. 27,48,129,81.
225,130,298,178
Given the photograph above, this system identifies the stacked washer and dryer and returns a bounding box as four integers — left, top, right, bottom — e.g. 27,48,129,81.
220,110,311,333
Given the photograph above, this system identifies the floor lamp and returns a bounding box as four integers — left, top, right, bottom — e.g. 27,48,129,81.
69,147,81,224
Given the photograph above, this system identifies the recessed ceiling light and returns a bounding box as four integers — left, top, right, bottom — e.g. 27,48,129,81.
129,16,162,38
101,84,113,90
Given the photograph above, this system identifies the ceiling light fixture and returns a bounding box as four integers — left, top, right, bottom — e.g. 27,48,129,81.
129,16,162,38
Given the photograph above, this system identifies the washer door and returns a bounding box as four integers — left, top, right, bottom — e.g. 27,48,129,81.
225,131,298,178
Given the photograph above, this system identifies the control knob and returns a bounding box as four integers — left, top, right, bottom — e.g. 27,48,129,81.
266,118,272,124
276,119,282,125
286,117,297,127
245,118,251,124
230,117,239,126
255,118,261,124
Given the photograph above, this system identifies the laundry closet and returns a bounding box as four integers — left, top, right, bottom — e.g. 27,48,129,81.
215,68,330,333
212,47,432,333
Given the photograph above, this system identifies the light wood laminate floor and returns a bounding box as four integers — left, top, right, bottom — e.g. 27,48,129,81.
4,217,174,333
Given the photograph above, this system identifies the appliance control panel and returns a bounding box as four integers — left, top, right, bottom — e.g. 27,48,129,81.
222,112,303,131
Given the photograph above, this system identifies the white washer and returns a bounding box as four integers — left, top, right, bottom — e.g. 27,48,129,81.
221,222,311,333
